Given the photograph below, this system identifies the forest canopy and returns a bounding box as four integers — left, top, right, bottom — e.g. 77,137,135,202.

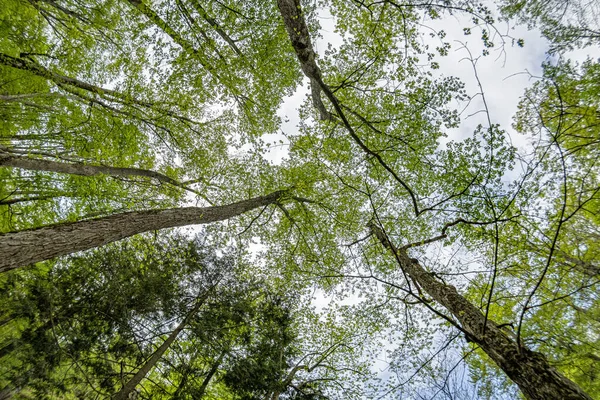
0,0,599,399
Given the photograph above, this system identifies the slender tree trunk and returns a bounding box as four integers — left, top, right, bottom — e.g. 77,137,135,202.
0,53,197,125
0,151,180,186
270,365,305,400
369,223,592,400
277,1,592,396
0,53,122,101
0,190,286,273
0,194,66,206
125,0,224,86
0,53,150,107
171,365,191,399
195,350,226,398
187,0,243,56
113,288,215,400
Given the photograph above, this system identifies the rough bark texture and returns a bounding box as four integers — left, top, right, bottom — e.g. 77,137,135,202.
276,0,332,121
0,53,124,101
278,0,423,216
0,151,180,186
196,351,225,398
112,288,214,400
0,190,286,273
369,223,592,400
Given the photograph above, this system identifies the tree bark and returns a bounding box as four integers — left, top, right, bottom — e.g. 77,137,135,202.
277,1,592,397
195,350,226,398
0,190,286,273
277,0,422,215
113,287,215,400
0,53,196,124
0,151,180,186
0,53,131,103
187,0,243,57
276,0,333,121
369,222,592,400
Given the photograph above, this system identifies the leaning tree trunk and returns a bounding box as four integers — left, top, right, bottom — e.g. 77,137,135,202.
112,287,215,400
0,53,197,125
0,190,286,273
196,350,226,398
369,223,592,400
0,149,180,186
0,53,151,108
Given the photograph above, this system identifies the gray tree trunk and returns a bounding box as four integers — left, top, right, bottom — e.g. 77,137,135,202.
195,350,226,399
113,287,215,400
369,223,592,400
276,1,593,397
0,190,286,273
0,151,180,186
0,53,150,107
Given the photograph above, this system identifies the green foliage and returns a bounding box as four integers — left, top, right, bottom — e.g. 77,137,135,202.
1,0,599,399
0,232,303,399
460,58,600,399
500,0,600,53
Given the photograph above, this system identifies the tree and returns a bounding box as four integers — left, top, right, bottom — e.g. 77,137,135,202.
461,57,600,399
499,0,600,53
0,232,312,399
111,284,217,400
369,222,591,399
1,0,598,399
0,188,288,273
275,1,594,397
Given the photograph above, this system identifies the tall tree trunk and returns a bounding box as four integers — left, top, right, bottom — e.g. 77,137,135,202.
0,190,286,273
276,1,592,397
0,53,196,125
276,0,332,121
195,350,226,399
186,0,243,56
113,288,215,400
0,150,180,186
277,0,422,216
270,365,305,400
124,0,225,89
0,53,150,108
369,223,592,400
